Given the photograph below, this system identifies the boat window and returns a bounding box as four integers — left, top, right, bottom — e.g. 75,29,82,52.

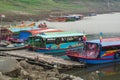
84,43,100,58
45,36,82,44
46,38,56,44
85,43,98,50
35,39,41,41
62,36,81,42
28,37,45,48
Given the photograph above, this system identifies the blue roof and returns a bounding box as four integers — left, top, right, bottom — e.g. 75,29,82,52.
35,32,85,38
87,39,120,47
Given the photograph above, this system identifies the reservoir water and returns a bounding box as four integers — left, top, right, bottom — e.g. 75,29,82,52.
44,12,120,35
43,12,120,80
62,62,120,80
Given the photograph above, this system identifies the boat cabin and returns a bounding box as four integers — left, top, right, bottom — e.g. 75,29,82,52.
28,31,85,53
0,28,13,40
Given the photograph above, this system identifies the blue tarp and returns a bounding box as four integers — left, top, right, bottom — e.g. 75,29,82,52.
18,31,32,40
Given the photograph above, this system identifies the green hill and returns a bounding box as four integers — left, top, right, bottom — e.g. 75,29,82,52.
0,0,120,21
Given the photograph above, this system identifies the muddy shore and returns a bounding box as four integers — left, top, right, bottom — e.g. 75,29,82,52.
1,10,120,22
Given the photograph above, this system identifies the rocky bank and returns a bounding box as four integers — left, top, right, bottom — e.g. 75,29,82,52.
0,57,83,80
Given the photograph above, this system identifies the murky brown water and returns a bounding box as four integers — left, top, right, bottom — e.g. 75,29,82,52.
61,62,120,80
42,12,120,35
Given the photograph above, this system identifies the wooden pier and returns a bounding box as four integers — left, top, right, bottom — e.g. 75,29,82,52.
1,50,84,69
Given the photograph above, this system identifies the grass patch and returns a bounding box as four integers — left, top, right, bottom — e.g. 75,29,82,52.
10,78,20,80
0,0,120,15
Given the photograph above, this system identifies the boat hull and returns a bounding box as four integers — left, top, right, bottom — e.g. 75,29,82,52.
0,45,27,51
68,56,120,64
28,46,83,54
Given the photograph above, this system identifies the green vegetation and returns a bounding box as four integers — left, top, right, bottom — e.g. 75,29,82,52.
10,78,20,80
0,0,120,15
0,0,120,21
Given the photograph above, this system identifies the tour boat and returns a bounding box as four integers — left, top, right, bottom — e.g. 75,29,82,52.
27,31,85,54
66,37,120,64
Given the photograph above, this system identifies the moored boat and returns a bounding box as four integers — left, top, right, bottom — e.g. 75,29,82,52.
48,14,84,22
27,31,85,54
66,37,120,64
8,28,63,43
0,41,27,51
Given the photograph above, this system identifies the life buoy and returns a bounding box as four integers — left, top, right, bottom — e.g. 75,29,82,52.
114,52,120,59
55,38,61,45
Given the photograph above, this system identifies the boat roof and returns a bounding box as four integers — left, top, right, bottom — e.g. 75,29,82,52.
34,32,85,38
20,28,63,35
8,22,38,32
28,28,63,35
87,37,120,47
8,26,38,32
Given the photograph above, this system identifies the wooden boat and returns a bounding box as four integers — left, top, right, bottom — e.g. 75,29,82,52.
66,37,120,64
0,42,27,51
27,31,85,54
0,22,39,41
48,14,84,22
8,28,63,43
8,23,38,33
9,22,36,28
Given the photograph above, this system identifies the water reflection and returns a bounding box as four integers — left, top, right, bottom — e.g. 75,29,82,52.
62,62,120,80
84,62,120,80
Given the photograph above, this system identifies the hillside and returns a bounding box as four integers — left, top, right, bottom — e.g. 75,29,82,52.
0,0,120,21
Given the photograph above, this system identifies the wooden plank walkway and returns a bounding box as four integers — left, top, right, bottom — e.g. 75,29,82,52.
1,50,84,69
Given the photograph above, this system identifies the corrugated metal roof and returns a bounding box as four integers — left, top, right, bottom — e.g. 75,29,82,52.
35,32,85,38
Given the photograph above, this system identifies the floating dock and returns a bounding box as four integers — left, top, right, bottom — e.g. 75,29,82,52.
1,49,84,69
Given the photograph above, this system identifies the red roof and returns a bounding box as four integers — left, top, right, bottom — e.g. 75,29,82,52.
23,28,63,35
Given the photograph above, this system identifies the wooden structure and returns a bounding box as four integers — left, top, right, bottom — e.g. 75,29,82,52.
0,27,13,40
1,50,84,69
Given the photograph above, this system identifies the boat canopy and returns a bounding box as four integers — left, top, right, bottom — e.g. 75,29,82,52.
18,28,63,40
28,28,63,35
87,37,120,47
34,32,85,39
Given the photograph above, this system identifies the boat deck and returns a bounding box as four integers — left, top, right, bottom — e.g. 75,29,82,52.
1,49,84,69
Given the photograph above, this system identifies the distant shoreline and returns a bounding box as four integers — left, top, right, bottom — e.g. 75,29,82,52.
1,11,120,22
